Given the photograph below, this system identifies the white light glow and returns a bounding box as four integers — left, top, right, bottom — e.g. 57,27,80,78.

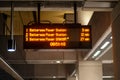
92,50,101,58
53,76,56,78
56,60,61,64
74,74,76,76
102,60,113,64
110,36,112,39
8,49,16,52
102,76,114,78
100,41,110,49
7,39,16,52
95,44,112,60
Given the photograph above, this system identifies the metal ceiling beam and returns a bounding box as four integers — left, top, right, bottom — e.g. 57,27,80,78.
84,2,113,8
0,0,83,1
84,26,112,60
87,0,118,1
0,7,114,11
0,1,117,11
0,57,24,80
0,0,118,1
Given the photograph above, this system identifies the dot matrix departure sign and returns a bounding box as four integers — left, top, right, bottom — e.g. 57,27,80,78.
24,24,92,49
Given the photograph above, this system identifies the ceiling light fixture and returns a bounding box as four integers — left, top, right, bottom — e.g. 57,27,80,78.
8,39,16,52
100,41,110,49
7,2,16,52
92,50,101,58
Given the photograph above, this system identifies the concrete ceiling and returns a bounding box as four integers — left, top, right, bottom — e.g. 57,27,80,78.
0,0,119,80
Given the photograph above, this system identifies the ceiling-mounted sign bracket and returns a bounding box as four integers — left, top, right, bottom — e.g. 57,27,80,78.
23,1,92,49
8,1,16,52
74,1,77,24
37,3,41,23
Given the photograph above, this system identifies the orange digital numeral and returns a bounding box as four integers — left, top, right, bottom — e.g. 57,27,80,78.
85,38,90,41
84,29,90,32
80,37,84,41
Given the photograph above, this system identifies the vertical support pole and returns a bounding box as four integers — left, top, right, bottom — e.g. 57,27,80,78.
38,3,40,23
32,11,37,23
10,1,14,40
8,1,16,52
112,2,120,80
74,2,77,24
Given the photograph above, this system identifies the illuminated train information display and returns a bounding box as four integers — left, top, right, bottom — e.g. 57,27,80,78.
24,24,92,49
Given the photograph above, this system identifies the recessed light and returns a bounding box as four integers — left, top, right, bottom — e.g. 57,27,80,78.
100,41,110,49
92,50,101,58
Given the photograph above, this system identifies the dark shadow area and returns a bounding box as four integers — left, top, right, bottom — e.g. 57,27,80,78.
0,67,15,80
